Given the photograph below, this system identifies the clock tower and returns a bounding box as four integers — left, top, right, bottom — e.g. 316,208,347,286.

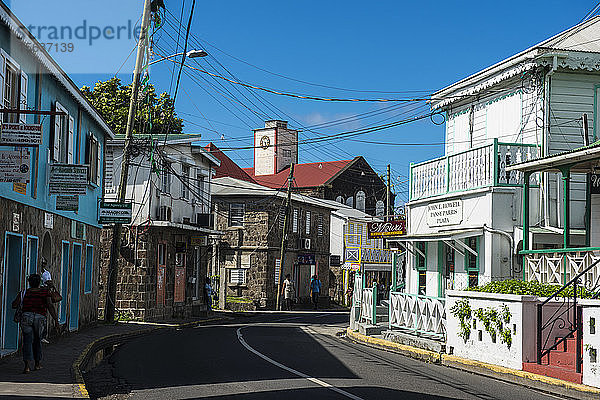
253,120,298,176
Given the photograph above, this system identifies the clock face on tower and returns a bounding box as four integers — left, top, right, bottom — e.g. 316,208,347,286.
260,135,270,149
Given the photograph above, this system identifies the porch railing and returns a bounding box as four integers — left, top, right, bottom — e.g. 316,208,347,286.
524,248,600,285
389,292,446,339
361,287,374,324
409,139,539,200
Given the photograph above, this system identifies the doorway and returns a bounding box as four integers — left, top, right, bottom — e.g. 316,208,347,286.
2,233,23,351
26,236,39,276
59,241,70,325
297,265,311,299
69,243,82,331
439,242,455,297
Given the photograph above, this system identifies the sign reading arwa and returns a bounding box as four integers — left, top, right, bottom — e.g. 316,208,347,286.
98,201,132,224
427,199,463,227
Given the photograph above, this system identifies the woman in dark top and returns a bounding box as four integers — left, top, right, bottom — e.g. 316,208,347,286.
12,274,59,373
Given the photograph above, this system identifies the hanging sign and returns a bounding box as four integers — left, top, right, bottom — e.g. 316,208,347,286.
0,150,30,183
427,199,463,227
48,164,88,195
590,174,600,195
98,201,132,224
367,220,406,239
0,122,42,146
56,195,79,211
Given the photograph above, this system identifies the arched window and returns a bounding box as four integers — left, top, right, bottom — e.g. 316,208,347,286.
376,200,385,216
356,191,366,212
345,196,354,208
336,195,344,204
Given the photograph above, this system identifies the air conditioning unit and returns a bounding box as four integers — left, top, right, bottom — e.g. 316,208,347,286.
302,238,311,250
182,217,191,225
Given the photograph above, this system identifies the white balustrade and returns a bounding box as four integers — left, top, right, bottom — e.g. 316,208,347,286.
389,292,446,338
524,250,600,285
361,288,374,323
410,141,540,200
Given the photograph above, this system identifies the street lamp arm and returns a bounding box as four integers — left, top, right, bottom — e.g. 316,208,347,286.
148,49,207,66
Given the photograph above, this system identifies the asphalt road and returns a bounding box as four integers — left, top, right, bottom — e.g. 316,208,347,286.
85,312,563,400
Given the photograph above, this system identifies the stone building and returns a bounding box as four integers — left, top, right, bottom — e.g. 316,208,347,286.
207,120,393,217
99,135,221,320
0,2,114,355
211,176,338,310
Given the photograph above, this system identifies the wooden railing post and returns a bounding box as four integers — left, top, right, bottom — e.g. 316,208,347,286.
537,303,542,365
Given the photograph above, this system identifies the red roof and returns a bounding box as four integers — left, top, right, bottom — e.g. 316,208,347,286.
205,143,256,183
243,159,355,189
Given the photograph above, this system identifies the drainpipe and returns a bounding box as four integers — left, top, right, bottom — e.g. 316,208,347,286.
483,224,514,278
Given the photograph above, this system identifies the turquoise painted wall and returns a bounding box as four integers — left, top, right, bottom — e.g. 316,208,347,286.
0,24,108,228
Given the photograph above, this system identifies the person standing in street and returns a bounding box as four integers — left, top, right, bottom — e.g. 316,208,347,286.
204,277,213,313
282,274,295,311
12,274,59,373
310,275,321,310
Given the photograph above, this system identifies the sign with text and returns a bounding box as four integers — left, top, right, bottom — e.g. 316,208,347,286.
98,201,132,224
367,220,406,239
590,174,600,195
0,123,42,146
0,150,30,183
297,253,316,265
49,164,88,195
427,199,463,227
56,195,79,211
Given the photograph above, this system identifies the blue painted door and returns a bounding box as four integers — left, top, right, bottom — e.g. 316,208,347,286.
59,242,70,325
69,244,82,331
2,233,22,351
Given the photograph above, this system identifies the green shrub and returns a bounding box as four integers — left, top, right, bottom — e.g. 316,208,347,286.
467,279,595,299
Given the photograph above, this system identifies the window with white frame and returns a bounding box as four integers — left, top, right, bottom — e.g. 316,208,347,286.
161,161,171,193
356,191,366,212
229,203,244,227
196,172,205,208
85,133,100,184
181,164,190,199
0,50,28,125
51,101,74,163
229,268,247,285
292,208,299,233
305,210,311,235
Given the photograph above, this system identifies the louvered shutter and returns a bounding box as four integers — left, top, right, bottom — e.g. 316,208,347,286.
95,136,101,184
52,102,62,162
19,71,27,123
67,115,74,163
0,54,5,123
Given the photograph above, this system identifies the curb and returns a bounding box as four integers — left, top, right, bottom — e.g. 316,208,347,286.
72,317,224,398
345,328,600,400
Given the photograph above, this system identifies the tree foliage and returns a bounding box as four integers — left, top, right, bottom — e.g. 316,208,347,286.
81,77,183,136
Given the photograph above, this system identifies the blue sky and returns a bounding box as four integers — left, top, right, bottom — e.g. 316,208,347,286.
13,1,595,204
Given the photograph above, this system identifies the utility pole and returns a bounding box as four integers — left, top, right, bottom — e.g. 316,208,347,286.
105,0,152,322
276,163,295,311
386,164,391,221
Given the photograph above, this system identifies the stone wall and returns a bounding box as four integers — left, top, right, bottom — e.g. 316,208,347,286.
214,195,332,309
99,225,211,321
0,197,101,339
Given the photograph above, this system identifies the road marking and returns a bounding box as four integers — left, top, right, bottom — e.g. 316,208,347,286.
236,327,365,400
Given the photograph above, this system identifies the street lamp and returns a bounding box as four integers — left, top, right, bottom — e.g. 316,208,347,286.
148,49,208,66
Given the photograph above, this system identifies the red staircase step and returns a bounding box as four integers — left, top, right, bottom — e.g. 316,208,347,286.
522,362,582,384
548,350,576,368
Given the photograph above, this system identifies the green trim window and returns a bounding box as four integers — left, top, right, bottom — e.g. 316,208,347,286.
415,242,427,270
464,237,480,287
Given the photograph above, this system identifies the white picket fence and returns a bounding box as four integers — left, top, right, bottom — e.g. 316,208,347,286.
389,292,446,339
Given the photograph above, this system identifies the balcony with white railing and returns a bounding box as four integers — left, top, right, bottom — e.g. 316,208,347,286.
409,139,539,201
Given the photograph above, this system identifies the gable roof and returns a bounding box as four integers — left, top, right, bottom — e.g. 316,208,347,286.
243,159,356,189
205,143,257,183
431,16,600,109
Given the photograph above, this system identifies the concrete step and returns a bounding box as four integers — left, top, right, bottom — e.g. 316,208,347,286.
522,362,582,384
549,350,576,368
358,322,387,336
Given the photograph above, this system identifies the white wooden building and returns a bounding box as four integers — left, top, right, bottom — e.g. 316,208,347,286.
393,17,600,308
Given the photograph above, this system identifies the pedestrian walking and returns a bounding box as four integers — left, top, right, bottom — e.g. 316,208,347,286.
12,274,59,374
310,275,321,310
282,274,295,311
204,277,213,313
38,258,62,344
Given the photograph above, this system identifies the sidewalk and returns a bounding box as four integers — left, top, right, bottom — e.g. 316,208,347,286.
345,328,600,400
0,315,223,399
